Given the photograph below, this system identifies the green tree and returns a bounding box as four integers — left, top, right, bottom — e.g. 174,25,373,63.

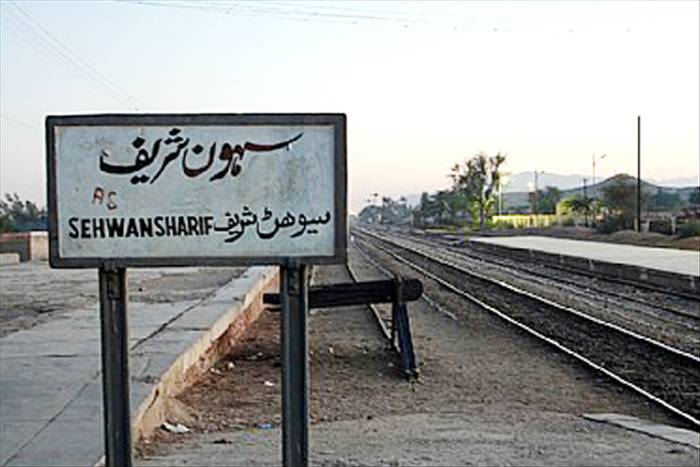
413,192,431,226
414,190,466,226
360,196,412,225
430,190,453,224
379,196,411,224
0,193,47,233
563,196,595,225
450,152,507,230
0,213,12,233
648,189,681,212
358,204,381,224
529,186,561,214
601,176,647,230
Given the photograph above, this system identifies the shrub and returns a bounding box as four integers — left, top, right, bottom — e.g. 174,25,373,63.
491,220,514,230
678,221,700,239
561,217,575,227
596,216,630,234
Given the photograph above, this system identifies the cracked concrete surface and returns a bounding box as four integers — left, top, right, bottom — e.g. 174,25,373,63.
0,262,275,466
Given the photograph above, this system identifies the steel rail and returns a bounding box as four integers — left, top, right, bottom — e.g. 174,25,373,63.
353,227,700,429
359,228,700,363
428,231,700,305
345,256,393,347
351,238,458,321
397,230,699,322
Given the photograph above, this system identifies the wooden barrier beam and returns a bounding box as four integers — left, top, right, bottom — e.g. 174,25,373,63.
263,279,423,309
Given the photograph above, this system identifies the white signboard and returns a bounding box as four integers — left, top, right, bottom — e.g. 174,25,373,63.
46,114,346,268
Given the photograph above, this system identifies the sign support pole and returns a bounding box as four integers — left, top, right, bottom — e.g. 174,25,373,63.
280,261,309,467
98,267,132,467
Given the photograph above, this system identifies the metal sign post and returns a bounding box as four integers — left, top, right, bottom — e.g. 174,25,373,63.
46,114,346,467
98,267,132,467
280,261,309,467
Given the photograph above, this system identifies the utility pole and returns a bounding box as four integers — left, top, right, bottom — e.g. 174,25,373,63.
583,178,589,227
591,153,607,226
637,116,642,232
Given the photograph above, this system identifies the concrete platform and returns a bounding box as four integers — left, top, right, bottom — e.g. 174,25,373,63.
583,413,699,449
0,266,277,467
468,236,699,293
0,254,19,267
0,232,48,262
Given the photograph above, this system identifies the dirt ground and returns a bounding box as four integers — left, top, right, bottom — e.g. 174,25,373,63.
138,412,698,467
137,244,698,465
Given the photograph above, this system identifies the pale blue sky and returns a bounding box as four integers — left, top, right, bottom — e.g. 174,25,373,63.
1,0,698,212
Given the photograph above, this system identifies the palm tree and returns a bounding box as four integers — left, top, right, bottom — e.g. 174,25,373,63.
563,197,595,226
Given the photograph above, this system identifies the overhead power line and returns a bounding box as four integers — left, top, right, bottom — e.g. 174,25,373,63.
2,1,144,110
122,0,636,33
124,0,498,30
0,113,41,132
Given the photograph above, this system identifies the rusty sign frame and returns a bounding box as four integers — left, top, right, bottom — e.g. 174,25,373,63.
45,113,347,268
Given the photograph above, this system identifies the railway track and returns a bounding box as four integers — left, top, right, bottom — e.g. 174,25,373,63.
372,230,700,357
345,260,393,345
352,227,700,430
396,230,700,324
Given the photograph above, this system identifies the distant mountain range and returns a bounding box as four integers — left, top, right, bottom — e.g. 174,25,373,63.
400,172,699,209
502,172,699,193
503,172,585,192
649,176,700,188
501,173,699,209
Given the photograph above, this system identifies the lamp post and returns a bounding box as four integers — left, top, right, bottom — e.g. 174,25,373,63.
592,153,607,191
591,154,607,226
